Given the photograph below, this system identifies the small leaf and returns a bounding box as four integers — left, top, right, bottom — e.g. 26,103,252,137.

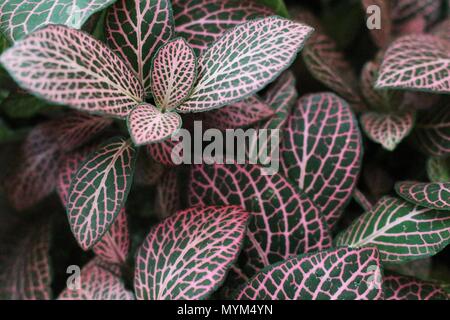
127,103,182,146
0,25,144,118
384,273,448,300
0,0,117,42
0,222,52,300
146,138,179,166
335,196,450,264
173,0,272,55
427,156,450,183
67,137,137,250
177,16,314,113
106,0,174,92
391,0,441,35
151,38,197,111
189,163,332,277
205,96,274,129
302,33,364,112
281,93,363,228
5,123,60,211
54,112,113,152
93,209,130,265
360,111,415,151
412,106,450,157
57,146,97,207
395,181,450,211
134,206,250,300
59,258,134,300
375,35,450,94
153,169,180,220
235,247,383,300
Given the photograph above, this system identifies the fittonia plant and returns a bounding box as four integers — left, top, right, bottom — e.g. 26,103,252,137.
0,0,449,301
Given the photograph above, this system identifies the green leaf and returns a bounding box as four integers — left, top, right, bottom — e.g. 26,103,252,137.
395,181,450,211
427,156,450,183
67,137,137,250
1,92,51,119
0,0,117,42
335,196,450,264
234,247,384,300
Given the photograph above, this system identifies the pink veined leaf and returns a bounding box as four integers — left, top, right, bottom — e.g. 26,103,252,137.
151,38,197,111
189,163,332,277
360,111,416,151
56,145,98,207
391,0,442,35
220,265,250,299
412,105,450,157
362,0,392,48
172,0,272,55
0,25,144,118
106,0,174,92
134,151,165,186
0,0,117,42
0,222,52,300
134,206,250,300
53,112,113,152
427,156,450,183
127,103,182,146
59,258,134,300
234,247,384,300
281,93,363,229
204,95,274,129
67,137,137,250
375,35,450,94
146,138,179,166
93,208,130,265
384,273,448,300
360,61,403,113
335,196,450,264
302,33,365,112
432,19,450,43
395,181,450,211
153,169,180,220
353,189,374,212
5,122,61,211
177,16,314,113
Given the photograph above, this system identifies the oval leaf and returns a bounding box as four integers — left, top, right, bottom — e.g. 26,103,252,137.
384,273,448,300
59,259,134,300
134,205,250,300
146,138,179,166
93,209,130,265
302,33,364,112
173,0,272,55
106,0,174,92
395,181,450,211
127,103,182,146
412,105,450,157
0,0,116,42
375,35,450,94
0,25,144,118
281,93,363,228
335,196,450,264
5,123,60,211
177,16,314,112
153,169,180,219
189,163,332,277
205,95,274,129
235,247,383,300
151,38,197,111
427,156,450,183
67,137,137,250
0,222,52,300
360,111,415,151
